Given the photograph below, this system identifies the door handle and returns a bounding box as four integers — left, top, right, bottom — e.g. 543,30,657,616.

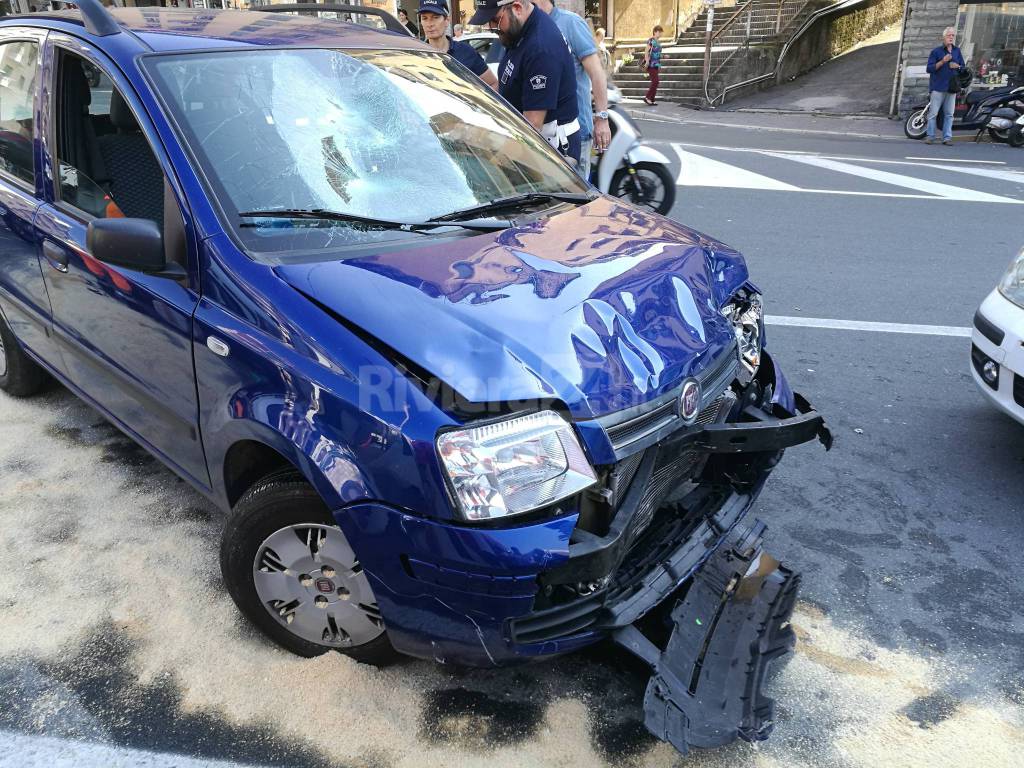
42,241,69,273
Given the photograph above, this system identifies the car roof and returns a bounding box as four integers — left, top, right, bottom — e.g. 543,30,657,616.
4,7,431,53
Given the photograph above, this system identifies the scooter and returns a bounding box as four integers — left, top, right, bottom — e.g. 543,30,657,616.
904,82,1024,142
591,88,676,215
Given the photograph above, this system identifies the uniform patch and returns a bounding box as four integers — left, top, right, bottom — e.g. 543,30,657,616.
501,60,515,85
529,74,547,90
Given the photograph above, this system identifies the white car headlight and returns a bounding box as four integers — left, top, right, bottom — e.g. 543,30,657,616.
998,249,1024,309
721,290,763,376
437,411,597,522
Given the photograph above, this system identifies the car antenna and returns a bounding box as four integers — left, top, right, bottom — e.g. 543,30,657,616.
52,0,121,37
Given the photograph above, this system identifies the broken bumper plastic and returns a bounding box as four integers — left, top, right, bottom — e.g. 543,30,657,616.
613,521,800,755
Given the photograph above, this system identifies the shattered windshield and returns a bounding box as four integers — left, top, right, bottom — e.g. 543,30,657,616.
144,48,588,260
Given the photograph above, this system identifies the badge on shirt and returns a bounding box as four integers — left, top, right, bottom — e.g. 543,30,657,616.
501,60,514,85
530,74,547,90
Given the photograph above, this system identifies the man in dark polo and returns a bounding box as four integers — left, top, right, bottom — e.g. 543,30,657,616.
469,0,580,165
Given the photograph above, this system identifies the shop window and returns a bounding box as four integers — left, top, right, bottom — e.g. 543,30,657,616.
957,2,1024,87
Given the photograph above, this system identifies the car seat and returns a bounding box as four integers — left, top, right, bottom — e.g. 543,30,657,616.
96,89,164,228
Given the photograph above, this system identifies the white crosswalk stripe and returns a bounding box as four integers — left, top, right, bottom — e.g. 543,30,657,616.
672,146,800,190
669,142,1024,204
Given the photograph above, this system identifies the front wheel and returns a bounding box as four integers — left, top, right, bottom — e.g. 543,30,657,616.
220,471,397,665
610,162,676,215
904,108,928,140
1009,126,1024,148
0,311,47,397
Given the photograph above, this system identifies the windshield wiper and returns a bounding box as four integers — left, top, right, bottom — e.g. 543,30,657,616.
238,208,508,232
427,192,594,224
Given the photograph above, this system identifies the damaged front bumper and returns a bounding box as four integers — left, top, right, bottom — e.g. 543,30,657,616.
614,522,799,755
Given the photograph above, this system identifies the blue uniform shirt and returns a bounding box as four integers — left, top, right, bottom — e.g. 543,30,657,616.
927,44,965,93
498,7,578,127
550,7,596,142
447,37,488,77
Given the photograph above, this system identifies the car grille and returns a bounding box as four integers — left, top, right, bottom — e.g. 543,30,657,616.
599,343,738,456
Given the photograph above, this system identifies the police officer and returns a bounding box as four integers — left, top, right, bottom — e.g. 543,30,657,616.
469,0,581,165
419,0,498,90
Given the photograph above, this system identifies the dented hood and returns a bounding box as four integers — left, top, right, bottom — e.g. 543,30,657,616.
275,197,749,419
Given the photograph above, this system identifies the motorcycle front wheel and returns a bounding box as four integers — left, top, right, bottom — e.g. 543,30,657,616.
610,162,676,215
904,108,928,140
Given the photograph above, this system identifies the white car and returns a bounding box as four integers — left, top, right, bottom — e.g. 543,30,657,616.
972,249,1024,426
461,31,622,102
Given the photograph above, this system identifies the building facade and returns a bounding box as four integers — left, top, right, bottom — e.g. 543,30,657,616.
896,0,1024,112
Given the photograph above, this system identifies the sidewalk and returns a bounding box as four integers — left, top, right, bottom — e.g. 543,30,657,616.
622,99,908,140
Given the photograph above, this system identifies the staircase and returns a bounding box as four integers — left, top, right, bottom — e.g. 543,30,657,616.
613,0,827,105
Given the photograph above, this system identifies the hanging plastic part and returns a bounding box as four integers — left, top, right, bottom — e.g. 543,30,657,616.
612,521,800,756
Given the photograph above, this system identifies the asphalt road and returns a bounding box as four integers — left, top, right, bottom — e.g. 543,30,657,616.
1,114,1023,767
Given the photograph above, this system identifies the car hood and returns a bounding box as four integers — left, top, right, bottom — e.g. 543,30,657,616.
275,197,748,419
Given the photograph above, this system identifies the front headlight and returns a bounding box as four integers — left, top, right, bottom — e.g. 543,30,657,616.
721,289,763,377
998,249,1024,309
437,411,597,522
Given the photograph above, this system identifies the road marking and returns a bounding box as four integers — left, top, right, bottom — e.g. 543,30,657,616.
673,146,800,190
915,163,1024,184
766,315,972,337
905,156,1006,164
670,141,1021,174
632,111,902,139
768,152,1024,204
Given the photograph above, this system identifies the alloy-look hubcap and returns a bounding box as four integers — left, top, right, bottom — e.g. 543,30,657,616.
252,524,385,647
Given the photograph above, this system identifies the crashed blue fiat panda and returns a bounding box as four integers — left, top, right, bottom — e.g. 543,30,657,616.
0,2,830,755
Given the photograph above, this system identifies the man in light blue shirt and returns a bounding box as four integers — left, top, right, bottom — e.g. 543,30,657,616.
535,0,610,181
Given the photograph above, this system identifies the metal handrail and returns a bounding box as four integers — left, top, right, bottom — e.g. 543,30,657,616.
708,0,871,106
710,0,755,43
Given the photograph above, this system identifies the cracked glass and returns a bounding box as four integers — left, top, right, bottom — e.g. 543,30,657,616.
145,49,587,261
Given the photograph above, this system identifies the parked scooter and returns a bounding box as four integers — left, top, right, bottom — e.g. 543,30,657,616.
904,75,1024,142
591,89,676,215
1009,111,1024,148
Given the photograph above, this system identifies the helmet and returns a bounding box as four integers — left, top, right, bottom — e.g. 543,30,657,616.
957,68,973,90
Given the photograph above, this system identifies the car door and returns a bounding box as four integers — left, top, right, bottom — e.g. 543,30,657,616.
34,36,209,488
0,28,61,369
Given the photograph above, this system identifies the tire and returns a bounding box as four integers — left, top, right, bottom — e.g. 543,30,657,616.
220,470,398,665
0,310,47,397
1009,126,1024,148
609,162,676,215
904,108,928,140
989,127,1011,143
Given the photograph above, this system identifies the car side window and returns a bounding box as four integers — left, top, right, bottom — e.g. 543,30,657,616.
54,49,165,232
0,40,39,186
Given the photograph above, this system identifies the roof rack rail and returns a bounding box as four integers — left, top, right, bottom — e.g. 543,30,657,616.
52,0,120,37
256,3,412,36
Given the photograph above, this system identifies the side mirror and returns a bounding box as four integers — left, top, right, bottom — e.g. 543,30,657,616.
86,218,183,278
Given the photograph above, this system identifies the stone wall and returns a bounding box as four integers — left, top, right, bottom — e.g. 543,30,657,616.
896,0,958,113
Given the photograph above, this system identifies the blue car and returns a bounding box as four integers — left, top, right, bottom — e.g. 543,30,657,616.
0,2,830,753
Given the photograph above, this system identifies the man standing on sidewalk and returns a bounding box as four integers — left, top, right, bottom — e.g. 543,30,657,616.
533,0,611,181
925,27,965,145
470,0,581,165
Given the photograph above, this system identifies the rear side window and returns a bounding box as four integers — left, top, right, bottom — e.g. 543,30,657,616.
0,40,38,185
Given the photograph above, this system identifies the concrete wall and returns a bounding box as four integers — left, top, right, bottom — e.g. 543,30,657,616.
613,0,675,42
896,0,958,112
